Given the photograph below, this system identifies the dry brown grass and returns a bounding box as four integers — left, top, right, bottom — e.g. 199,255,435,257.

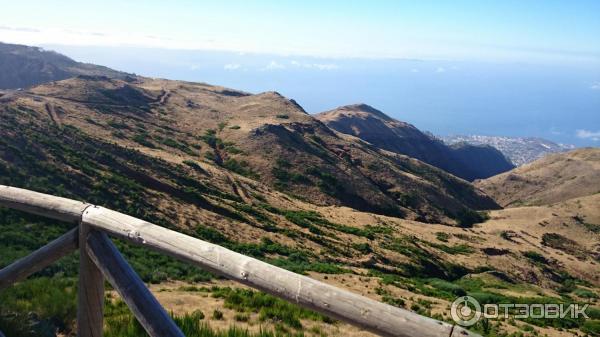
476,148,600,207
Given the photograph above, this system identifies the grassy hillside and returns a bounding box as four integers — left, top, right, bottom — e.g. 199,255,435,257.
0,77,599,337
476,148,600,207
6,76,499,224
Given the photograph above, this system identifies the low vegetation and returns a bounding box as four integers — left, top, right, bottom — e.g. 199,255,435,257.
211,286,335,329
104,297,311,337
223,159,259,179
454,209,490,228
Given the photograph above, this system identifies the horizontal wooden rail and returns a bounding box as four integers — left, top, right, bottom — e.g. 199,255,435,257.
86,230,185,337
0,185,481,337
0,186,90,223
0,227,79,291
83,206,477,337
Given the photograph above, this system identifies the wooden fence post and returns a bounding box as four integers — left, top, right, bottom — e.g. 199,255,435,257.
77,218,104,337
86,230,185,337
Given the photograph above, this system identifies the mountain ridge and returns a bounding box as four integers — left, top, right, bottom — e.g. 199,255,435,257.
2,76,499,225
2,44,600,337
316,104,514,181
476,148,600,207
0,41,130,89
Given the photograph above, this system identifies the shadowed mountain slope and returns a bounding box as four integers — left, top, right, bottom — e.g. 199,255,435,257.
316,104,514,181
0,42,129,89
1,76,498,226
1,50,600,337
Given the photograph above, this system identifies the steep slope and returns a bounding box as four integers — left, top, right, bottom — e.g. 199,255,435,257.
0,42,128,89
442,135,575,166
476,148,600,207
1,74,599,337
316,104,514,181
449,142,515,178
3,76,498,225
0,75,504,287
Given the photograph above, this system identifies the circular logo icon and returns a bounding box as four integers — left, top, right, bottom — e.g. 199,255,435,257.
451,296,482,326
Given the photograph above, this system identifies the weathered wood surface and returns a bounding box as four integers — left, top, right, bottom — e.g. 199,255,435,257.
77,223,104,337
0,227,78,291
86,230,185,337
0,185,90,223
83,206,480,337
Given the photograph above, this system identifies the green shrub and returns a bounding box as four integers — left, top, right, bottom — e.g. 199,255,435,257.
583,222,600,233
382,295,405,308
269,256,349,275
523,251,548,265
272,167,310,186
427,278,467,297
0,277,78,336
455,209,489,228
234,313,250,322
587,306,600,319
574,288,598,299
161,138,195,154
429,243,475,255
200,129,220,148
112,130,127,139
211,286,333,329
132,132,156,148
183,160,205,173
582,320,600,336
195,225,229,244
204,151,217,161
223,159,259,179
104,299,308,337
212,309,224,320
305,167,342,197
435,232,450,242
107,119,129,129
352,242,372,254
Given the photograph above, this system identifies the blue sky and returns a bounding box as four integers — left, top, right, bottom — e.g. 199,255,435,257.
2,1,599,145
2,1,599,63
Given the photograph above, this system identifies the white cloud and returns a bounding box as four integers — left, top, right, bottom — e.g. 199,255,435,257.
410,68,419,73
576,129,600,141
263,60,285,70
289,60,338,70
223,63,241,70
0,25,40,33
435,67,446,73
0,25,223,51
591,82,600,90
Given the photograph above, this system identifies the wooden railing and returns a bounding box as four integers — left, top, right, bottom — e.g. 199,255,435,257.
0,185,479,337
